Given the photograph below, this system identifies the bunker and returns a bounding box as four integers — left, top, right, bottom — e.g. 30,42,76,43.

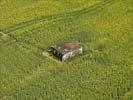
49,41,83,61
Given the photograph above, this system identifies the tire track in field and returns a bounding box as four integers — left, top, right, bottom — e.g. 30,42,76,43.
0,0,114,34
0,0,114,47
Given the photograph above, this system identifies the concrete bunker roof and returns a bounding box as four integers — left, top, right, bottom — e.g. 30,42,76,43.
52,41,82,54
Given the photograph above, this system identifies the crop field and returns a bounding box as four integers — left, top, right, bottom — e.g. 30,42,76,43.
0,0,133,100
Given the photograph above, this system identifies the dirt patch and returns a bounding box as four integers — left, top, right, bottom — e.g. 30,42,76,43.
42,51,63,64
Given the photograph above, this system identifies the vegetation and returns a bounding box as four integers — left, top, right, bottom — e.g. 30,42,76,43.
0,0,133,100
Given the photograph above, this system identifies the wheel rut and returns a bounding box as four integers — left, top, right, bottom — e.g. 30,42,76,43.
0,0,114,34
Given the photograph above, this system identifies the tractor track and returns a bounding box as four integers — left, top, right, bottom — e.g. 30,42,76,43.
0,0,114,50
0,0,114,48
0,0,114,34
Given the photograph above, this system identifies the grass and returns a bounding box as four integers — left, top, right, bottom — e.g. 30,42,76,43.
0,0,133,100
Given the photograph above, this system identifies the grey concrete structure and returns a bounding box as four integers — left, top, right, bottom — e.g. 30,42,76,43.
49,41,83,61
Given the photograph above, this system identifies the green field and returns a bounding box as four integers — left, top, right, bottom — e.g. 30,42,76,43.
0,0,133,100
